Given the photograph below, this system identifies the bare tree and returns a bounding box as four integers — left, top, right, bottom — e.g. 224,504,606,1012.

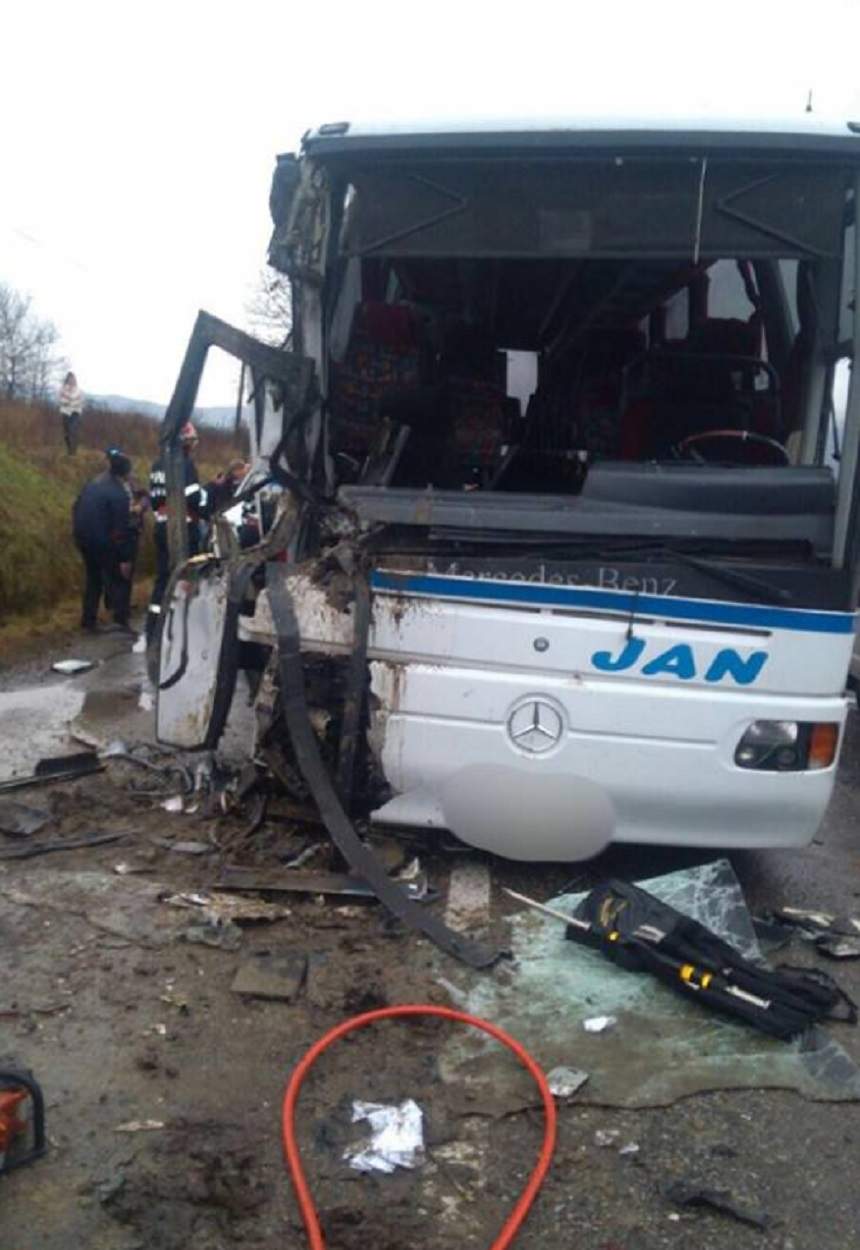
245,265,292,347
0,282,66,401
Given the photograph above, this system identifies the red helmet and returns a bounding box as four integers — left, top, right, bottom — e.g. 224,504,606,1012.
179,421,198,443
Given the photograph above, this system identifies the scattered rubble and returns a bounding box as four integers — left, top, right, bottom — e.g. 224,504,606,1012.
444,862,492,933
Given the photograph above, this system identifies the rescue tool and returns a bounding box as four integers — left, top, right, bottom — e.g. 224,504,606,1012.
0,1070,45,1176
504,881,856,1040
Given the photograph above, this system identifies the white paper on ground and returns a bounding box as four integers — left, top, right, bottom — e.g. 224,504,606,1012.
344,1099,425,1173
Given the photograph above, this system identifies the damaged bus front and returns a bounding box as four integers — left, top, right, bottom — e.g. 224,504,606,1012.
157,119,860,863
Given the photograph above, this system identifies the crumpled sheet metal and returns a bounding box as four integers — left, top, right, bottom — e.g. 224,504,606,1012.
440,859,860,1109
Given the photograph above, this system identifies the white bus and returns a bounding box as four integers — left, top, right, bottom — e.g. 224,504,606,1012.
157,117,860,863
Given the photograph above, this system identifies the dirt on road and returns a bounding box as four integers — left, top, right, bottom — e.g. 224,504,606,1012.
1,628,860,1250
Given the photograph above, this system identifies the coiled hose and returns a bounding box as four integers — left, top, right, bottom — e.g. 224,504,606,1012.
282,1004,557,1249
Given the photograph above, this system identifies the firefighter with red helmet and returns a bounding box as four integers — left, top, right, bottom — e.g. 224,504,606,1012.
146,422,207,642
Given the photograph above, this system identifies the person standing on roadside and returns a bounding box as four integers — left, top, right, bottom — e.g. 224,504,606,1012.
72,449,136,634
59,371,85,454
146,421,206,642
103,447,150,609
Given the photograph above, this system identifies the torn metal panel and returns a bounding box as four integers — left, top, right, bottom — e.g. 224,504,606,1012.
156,310,316,570
156,559,246,751
268,156,331,286
264,566,502,968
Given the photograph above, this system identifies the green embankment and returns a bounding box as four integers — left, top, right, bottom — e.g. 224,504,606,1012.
0,400,235,653
0,441,95,617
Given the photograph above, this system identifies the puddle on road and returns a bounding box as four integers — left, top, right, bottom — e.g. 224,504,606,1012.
0,684,86,777
0,645,258,782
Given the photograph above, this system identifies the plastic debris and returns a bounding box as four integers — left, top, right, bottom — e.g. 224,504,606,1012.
161,796,184,813
583,1015,617,1033
546,1066,589,1099
594,1129,620,1147
132,635,147,654
114,1120,165,1133
344,1100,425,1174
51,659,95,675
138,691,154,712
664,1180,770,1230
619,1142,640,1156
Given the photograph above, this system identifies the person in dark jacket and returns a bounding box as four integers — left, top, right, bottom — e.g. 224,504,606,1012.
205,458,248,515
146,422,206,642
72,449,135,633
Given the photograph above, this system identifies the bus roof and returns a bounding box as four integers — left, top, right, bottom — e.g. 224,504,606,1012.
300,115,860,159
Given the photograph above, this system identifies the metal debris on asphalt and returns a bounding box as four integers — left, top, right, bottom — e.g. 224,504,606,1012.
762,906,860,959
344,1100,426,1174
230,951,307,1001
0,799,51,838
583,1015,617,1033
0,831,126,861
182,918,243,951
0,752,104,794
281,842,325,870
664,1180,770,1230
162,891,290,924
51,659,95,675
546,1066,590,1099
816,935,860,959
215,865,425,900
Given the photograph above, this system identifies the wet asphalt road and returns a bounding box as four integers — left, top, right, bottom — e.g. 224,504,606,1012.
1,632,859,1249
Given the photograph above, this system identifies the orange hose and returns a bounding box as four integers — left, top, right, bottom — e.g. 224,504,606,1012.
282,1005,557,1250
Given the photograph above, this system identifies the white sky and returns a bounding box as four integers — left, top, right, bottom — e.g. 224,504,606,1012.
3,0,860,406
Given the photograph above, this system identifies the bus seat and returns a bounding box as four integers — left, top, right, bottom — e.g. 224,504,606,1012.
329,302,424,456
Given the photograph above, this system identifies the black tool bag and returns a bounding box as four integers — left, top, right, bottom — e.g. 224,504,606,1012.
568,879,856,1040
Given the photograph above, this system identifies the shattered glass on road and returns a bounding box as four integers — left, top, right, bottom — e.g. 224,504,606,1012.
440,859,860,1108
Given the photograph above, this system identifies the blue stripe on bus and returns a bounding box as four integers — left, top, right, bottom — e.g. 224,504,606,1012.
370,571,857,635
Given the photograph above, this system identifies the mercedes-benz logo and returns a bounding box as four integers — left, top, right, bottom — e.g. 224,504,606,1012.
507,699,564,754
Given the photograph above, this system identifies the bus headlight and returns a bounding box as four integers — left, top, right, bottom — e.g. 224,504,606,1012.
735,721,839,771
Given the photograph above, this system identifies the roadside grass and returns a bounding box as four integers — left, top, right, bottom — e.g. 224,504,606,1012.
0,399,242,663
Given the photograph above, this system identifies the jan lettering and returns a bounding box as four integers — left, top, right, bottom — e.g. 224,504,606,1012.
591,639,768,685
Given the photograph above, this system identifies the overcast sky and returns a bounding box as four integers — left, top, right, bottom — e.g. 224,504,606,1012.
3,0,860,406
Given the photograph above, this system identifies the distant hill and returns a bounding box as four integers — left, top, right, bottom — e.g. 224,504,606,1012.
89,393,238,429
